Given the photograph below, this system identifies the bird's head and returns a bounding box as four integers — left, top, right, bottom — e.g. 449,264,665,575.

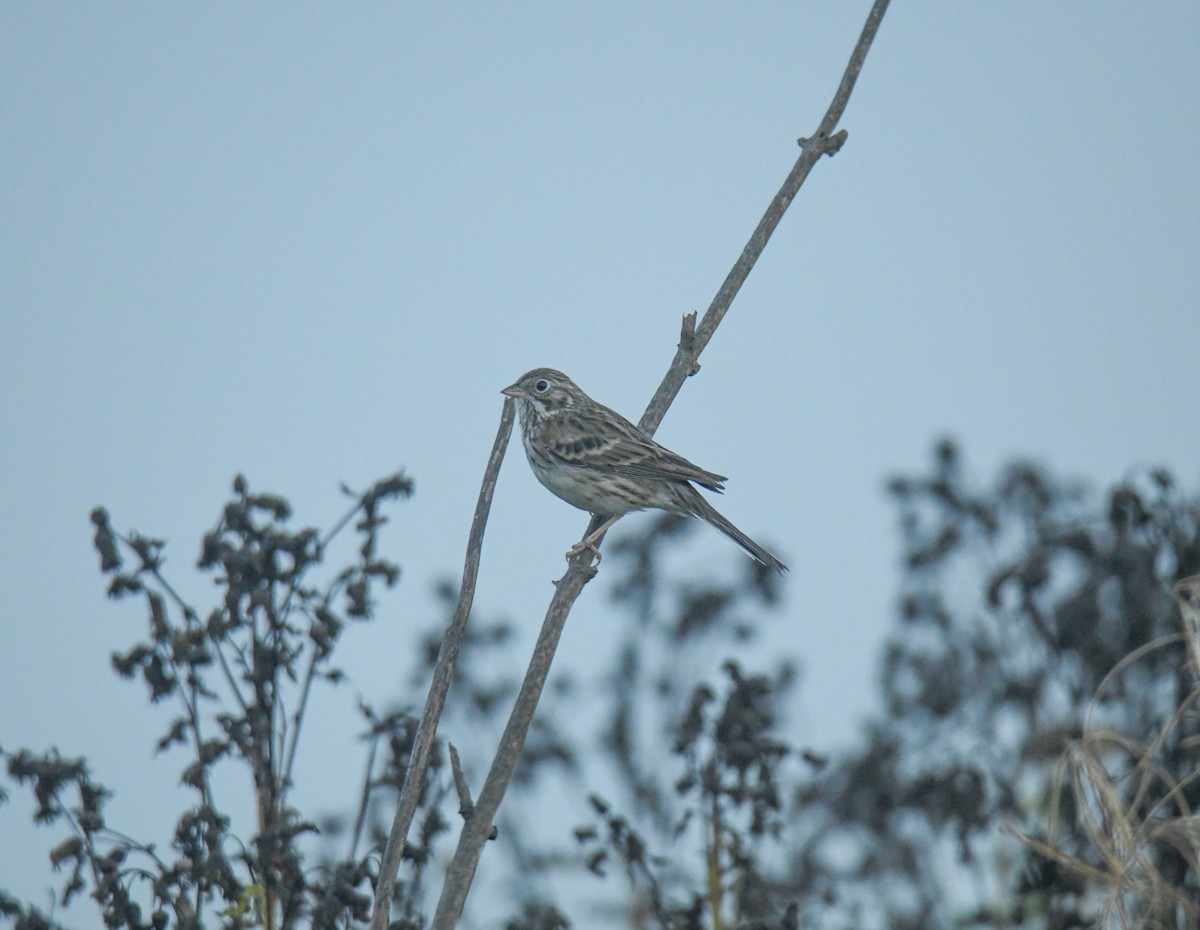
501,368,581,418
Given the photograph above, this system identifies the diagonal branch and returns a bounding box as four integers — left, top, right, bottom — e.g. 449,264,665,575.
429,2,892,925
641,0,888,435
368,401,515,930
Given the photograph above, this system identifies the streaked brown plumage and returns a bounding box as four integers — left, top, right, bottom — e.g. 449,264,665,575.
501,368,787,573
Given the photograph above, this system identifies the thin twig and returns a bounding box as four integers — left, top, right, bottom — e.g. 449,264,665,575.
132,563,219,813
428,3,891,925
142,554,252,739
278,485,387,797
448,742,494,840
280,644,318,797
641,0,888,435
368,401,515,930
448,743,474,818
349,734,379,861
707,789,724,930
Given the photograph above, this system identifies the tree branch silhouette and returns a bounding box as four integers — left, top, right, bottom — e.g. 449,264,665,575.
422,2,893,925
366,3,891,926
639,0,888,435
368,402,514,929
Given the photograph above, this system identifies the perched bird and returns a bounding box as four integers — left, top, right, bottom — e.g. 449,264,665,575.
501,367,787,573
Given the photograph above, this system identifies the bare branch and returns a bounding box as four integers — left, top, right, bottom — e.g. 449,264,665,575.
449,743,497,839
368,400,515,930
428,3,893,924
349,732,379,861
642,0,889,434
431,552,595,925
449,743,474,819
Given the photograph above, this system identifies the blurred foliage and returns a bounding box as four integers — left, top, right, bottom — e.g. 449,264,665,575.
4,443,1200,930
536,443,1200,929
782,441,1200,930
2,473,429,930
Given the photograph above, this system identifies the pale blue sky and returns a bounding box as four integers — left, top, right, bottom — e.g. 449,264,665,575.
2,2,1198,921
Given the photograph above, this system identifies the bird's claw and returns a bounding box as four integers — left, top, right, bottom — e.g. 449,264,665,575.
565,538,602,565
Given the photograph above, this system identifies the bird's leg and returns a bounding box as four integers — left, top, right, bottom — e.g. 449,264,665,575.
566,514,623,564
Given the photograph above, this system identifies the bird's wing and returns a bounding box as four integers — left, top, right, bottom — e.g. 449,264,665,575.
542,403,727,492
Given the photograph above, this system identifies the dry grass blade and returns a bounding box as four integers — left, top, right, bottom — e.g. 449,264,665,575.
1010,582,1200,929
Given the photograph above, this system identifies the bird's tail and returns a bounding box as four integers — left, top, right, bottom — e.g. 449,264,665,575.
680,487,788,574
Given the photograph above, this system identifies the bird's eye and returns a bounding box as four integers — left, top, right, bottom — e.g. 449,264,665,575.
534,379,550,394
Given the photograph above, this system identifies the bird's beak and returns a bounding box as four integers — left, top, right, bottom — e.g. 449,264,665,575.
501,383,523,398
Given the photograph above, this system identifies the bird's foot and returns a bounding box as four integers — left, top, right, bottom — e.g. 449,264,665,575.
565,537,603,565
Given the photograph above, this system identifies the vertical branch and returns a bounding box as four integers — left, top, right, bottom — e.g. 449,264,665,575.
428,3,893,925
350,734,379,861
369,401,515,930
706,788,724,930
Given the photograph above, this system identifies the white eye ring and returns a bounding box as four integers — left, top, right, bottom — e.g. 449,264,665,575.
533,379,550,393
